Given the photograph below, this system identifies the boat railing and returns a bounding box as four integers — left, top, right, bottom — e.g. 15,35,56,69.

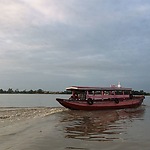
86,95,130,100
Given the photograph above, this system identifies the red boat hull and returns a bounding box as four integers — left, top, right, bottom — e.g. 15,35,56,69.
56,96,144,110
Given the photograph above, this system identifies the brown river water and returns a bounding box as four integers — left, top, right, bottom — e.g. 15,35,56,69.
0,95,150,150
27,97,149,150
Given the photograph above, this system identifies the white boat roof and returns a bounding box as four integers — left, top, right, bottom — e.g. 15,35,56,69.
66,86,132,91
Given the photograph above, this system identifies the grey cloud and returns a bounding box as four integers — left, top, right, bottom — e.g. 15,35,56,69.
0,0,150,91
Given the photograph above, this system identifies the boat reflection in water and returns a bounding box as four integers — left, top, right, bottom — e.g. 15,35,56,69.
60,107,145,141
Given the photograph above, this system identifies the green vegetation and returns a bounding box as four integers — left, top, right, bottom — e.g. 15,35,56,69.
132,90,150,96
0,88,71,94
0,88,149,95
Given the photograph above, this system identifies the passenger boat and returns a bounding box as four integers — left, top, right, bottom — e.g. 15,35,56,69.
56,85,145,110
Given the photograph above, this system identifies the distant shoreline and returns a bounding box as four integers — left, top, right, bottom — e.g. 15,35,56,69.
0,93,71,94
0,88,149,95
0,88,71,94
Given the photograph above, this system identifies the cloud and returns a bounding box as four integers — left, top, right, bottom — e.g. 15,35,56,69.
0,0,150,91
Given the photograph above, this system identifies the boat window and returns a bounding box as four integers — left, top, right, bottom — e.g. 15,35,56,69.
109,91,114,95
88,90,94,95
79,92,86,100
124,91,131,95
115,91,123,95
94,91,101,95
104,91,109,95
110,91,115,95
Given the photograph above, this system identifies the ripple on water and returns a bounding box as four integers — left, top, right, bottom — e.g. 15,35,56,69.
58,107,145,142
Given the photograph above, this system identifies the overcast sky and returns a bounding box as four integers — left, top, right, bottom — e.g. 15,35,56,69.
0,0,150,91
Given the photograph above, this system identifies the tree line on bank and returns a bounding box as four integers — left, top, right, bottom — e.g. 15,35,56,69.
0,88,149,95
0,88,71,94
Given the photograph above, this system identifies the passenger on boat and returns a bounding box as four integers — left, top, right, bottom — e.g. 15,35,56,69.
69,92,78,100
79,92,86,100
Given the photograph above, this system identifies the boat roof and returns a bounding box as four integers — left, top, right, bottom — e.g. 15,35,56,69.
66,86,132,91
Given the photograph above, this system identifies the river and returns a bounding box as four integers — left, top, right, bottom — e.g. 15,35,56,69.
0,94,149,150
0,94,70,107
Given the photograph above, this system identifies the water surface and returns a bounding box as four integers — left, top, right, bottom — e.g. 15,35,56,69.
0,95,149,150
0,94,70,107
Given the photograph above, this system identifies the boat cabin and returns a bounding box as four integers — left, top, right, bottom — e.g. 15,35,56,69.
66,86,133,101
